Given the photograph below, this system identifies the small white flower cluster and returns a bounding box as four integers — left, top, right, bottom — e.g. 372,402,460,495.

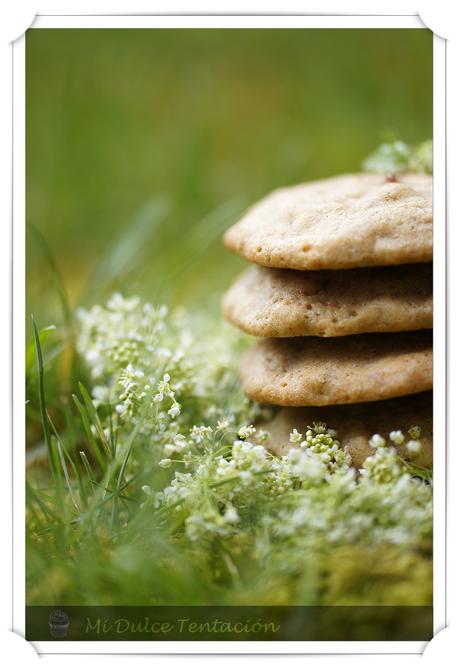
266,445,431,548
76,294,432,568
116,363,145,418
289,423,352,471
361,445,403,484
237,424,257,440
283,447,327,483
154,417,431,549
153,373,181,419
77,294,261,445
370,426,423,457
162,433,189,457
191,425,214,444
185,506,240,542
77,295,166,381
215,439,268,487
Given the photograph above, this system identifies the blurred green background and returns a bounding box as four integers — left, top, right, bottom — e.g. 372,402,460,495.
26,28,432,326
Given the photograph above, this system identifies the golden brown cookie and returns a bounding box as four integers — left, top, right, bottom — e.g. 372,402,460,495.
224,173,432,270
241,331,432,406
261,392,433,469
223,264,432,337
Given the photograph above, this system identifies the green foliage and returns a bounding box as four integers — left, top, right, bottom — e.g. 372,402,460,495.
362,139,433,174
27,295,432,607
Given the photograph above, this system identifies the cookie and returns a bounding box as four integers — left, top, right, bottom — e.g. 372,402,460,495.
224,173,432,270
261,391,433,469
241,331,432,406
223,264,432,338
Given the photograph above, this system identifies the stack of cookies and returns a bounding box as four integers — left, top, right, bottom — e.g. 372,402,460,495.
223,173,433,467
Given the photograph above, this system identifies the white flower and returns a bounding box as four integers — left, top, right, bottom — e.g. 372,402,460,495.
285,448,326,482
389,430,405,445
369,434,386,449
255,429,270,443
362,446,402,484
238,424,257,440
223,507,240,523
173,434,188,450
290,429,303,444
168,403,181,418
159,458,172,469
190,425,213,443
239,470,253,482
232,440,267,472
406,440,422,454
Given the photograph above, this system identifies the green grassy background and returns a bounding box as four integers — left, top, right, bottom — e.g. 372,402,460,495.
26,28,432,325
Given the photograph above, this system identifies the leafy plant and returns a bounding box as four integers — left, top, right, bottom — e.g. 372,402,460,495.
362,139,432,175
26,295,432,607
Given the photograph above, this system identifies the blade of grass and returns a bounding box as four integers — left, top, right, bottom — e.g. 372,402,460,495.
73,456,88,510
31,316,61,491
79,450,114,527
78,382,112,458
109,403,148,534
61,402,89,508
47,412,80,512
400,457,433,483
25,324,56,376
56,441,80,512
49,435,65,505
79,451,98,492
73,393,107,471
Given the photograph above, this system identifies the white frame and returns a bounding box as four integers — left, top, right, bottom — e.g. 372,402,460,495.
12,14,446,655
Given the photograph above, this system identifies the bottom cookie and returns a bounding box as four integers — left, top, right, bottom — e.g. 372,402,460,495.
261,391,432,469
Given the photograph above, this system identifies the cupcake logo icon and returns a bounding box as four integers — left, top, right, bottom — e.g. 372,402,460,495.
49,609,70,638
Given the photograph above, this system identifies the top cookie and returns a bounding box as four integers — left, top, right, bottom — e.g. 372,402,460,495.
224,173,432,270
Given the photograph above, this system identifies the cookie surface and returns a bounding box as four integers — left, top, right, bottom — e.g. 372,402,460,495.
224,173,432,270
223,264,432,337
261,392,433,469
241,331,432,406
